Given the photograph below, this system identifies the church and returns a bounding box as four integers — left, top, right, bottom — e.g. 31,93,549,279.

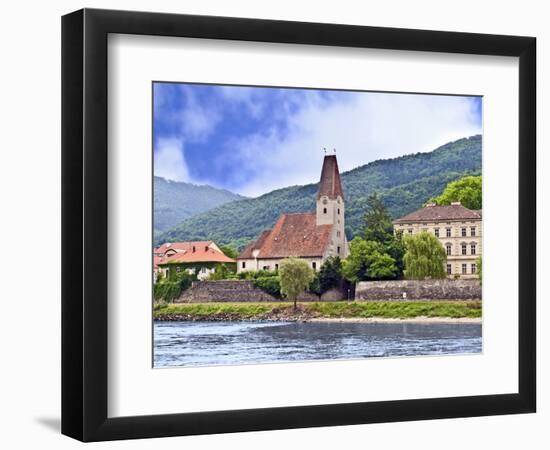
237,154,349,273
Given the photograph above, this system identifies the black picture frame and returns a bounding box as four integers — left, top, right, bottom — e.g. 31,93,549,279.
62,8,536,442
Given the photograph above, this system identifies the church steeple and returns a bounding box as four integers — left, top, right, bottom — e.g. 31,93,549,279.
317,154,344,200
315,154,347,257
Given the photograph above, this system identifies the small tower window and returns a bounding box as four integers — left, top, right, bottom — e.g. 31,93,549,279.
323,207,327,214
242,261,246,269
337,246,341,254
337,208,340,215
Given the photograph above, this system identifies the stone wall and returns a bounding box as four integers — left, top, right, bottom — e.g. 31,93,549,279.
176,280,320,303
355,279,481,301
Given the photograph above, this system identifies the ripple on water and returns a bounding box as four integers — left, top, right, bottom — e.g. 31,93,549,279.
153,321,482,368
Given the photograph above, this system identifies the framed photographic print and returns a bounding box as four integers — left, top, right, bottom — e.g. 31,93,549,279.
62,8,536,442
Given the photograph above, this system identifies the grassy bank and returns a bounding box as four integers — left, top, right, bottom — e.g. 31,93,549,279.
153,301,482,321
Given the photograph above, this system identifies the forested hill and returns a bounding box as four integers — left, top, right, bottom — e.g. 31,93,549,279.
154,177,246,236
156,135,482,250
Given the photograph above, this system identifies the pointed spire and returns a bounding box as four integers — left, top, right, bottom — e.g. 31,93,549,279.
317,154,344,200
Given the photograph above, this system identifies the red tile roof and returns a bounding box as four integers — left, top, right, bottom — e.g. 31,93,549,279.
317,155,344,200
155,241,235,265
161,247,235,264
238,213,332,259
393,204,482,224
154,241,213,255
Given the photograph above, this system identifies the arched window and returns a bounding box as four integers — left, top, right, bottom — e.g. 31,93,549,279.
323,207,327,214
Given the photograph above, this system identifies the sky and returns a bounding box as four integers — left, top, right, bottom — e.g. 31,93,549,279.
153,82,482,198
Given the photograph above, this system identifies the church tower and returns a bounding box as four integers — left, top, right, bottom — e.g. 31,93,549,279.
316,154,348,258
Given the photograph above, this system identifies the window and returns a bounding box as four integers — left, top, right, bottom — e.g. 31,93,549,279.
337,208,340,215
337,246,341,254
176,266,181,273
201,267,207,273
262,266,269,271
461,228,467,237
312,262,317,270
408,228,413,234
461,244,467,255
462,263,467,274
275,264,278,271
336,231,341,237
471,243,476,255
434,228,440,237
241,261,246,269
323,207,327,214
471,263,477,274
447,264,452,275
446,244,452,256
471,227,476,236
446,228,451,237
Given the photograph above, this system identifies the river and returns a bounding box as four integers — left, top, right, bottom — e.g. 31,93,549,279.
153,320,481,368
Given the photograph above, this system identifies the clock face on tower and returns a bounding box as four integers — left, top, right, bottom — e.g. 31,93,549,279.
322,198,328,205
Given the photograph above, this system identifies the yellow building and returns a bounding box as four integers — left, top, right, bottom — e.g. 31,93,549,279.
393,202,482,279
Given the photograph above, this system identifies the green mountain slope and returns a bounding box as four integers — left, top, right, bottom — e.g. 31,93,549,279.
154,177,245,235
156,135,481,249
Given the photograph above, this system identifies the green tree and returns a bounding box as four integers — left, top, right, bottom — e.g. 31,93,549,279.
342,238,397,283
363,192,394,243
432,175,482,210
385,231,405,278
403,232,447,279
219,245,239,259
368,252,398,279
279,258,315,309
319,256,343,293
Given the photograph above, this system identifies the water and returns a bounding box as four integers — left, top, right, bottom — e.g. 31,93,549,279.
153,321,482,368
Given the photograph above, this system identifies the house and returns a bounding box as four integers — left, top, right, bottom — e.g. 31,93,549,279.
154,241,236,281
393,202,482,279
237,154,349,273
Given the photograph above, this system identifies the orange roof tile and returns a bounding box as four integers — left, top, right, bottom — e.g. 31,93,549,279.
159,246,235,265
238,213,331,259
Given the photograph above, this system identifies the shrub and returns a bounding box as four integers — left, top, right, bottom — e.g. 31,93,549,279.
154,270,194,302
253,276,282,298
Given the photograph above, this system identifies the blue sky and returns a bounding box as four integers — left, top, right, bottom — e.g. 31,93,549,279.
153,82,482,197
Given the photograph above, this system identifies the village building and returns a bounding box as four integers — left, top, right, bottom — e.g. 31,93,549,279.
393,202,482,279
154,241,235,282
237,154,349,273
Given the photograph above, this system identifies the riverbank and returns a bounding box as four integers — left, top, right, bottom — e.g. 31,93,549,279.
153,300,482,322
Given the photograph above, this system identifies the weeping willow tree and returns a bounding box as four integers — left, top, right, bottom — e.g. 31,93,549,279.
279,257,315,309
403,232,447,280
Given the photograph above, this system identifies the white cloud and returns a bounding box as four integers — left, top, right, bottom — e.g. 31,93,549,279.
226,92,481,197
181,88,220,142
154,138,189,182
